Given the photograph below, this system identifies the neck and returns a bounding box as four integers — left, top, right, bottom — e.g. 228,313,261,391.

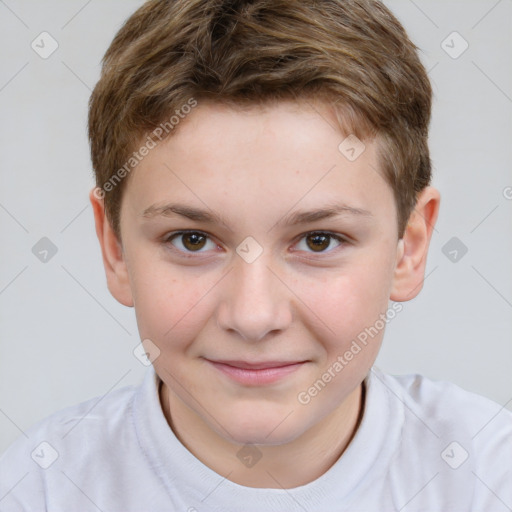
159,381,365,489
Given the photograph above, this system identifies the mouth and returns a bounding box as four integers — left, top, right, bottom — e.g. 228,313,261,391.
204,358,308,386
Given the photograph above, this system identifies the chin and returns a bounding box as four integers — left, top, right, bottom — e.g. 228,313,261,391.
216,407,306,446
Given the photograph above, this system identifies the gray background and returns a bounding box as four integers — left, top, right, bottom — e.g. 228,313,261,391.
1,0,511,454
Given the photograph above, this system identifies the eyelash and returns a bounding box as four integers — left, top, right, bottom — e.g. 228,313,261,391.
162,230,348,258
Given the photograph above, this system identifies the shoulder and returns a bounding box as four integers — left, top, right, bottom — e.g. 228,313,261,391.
371,367,512,509
0,379,142,511
8,378,139,448
375,368,512,437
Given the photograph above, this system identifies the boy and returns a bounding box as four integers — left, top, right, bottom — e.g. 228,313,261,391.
1,0,511,510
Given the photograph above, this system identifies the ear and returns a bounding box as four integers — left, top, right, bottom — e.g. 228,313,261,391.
89,188,134,307
390,186,440,301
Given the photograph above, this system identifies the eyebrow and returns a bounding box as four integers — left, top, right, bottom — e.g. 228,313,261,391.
141,201,373,227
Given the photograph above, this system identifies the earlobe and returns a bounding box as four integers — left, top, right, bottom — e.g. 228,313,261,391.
390,187,440,302
89,188,134,307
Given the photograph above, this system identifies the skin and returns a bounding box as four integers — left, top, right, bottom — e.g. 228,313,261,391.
90,99,440,489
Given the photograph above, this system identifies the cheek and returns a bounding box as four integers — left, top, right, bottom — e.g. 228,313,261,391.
129,254,214,344
296,252,395,350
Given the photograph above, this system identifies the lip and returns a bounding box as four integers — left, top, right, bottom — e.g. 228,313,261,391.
205,359,307,386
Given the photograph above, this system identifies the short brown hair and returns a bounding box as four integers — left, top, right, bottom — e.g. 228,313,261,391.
88,0,432,240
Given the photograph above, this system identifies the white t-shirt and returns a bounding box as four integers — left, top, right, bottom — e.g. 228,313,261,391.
1,366,511,511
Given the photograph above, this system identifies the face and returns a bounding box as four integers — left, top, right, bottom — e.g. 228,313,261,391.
112,100,403,445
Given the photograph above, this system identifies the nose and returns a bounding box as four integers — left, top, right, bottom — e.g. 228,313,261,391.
215,255,293,342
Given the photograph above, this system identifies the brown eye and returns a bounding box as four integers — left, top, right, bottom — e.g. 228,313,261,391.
165,231,215,254
306,233,331,252
182,233,207,251
295,231,344,254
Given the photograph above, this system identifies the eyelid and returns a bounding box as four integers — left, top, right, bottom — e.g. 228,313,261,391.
163,229,216,242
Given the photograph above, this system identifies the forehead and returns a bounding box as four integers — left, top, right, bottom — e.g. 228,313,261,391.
121,100,395,231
